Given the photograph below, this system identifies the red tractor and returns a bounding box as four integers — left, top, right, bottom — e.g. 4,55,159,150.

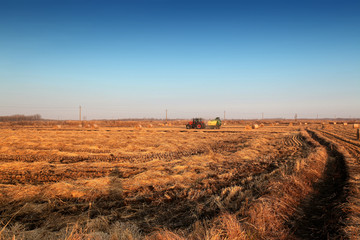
186,118,206,129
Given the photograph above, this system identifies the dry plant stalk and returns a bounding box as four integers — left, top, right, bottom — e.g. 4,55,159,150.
0,121,358,239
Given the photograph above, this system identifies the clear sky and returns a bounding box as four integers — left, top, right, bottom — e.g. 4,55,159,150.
1,0,359,120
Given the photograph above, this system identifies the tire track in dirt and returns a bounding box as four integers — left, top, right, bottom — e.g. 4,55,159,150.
0,138,247,185
289,130,349,239
0,147,207,164
88,134,312,233
0,137,240,164
0,133,311,233
317,129,360,158
284,134,304,147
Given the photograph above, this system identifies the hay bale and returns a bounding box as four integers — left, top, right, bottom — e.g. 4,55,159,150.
288,123,293,126
260,123,265,128
354,124,359,129
304,123,308,125
343,123,348,126
333,122,337,125
135,124,142,130
245,125,252,130
252,124,259,129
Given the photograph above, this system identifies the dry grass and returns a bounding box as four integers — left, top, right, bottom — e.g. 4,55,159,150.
0,121,359,239
246,138,328,239
309,129,360,239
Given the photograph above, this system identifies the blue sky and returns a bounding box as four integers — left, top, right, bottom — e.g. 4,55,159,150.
1,0,359,119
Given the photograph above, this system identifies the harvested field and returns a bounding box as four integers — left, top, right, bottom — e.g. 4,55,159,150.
0,121,359,239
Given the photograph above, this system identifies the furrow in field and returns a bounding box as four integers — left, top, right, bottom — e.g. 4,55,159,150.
317,129,360,158
288,130,350,239
0,131,308,234
0,138,247,185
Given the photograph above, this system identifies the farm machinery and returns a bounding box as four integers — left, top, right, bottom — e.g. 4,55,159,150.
207,117,222,129
186,117,221,129
186,118,206,129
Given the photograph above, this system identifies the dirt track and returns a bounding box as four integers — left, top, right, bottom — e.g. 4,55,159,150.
288,130,350,239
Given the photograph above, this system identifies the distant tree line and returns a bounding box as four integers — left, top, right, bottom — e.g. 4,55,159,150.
0,114,42,122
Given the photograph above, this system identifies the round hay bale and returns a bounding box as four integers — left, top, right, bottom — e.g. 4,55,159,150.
354,124,359,129
343,123,348,126
252,124,259,129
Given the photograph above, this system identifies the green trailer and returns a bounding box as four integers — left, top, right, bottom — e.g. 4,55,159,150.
207,117,221,129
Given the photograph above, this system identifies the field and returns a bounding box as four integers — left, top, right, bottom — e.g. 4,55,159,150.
0,120,359,239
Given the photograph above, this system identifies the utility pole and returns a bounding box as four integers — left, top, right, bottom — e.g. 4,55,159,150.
262,112,264,120
165,109,168,123
79,105,82,121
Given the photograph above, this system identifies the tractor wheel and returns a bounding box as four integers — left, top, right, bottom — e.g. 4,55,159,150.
197,124,202,129
186,125,191,129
